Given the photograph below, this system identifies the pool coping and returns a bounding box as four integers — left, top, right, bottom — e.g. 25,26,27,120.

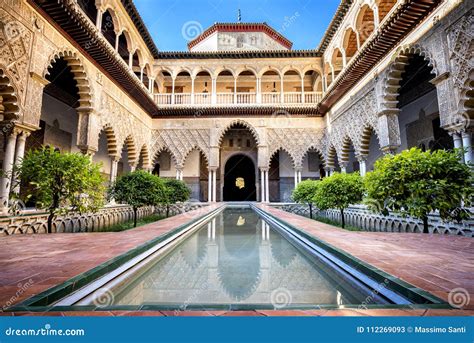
7,204,226,312
6,203,451,312
252,204,450,310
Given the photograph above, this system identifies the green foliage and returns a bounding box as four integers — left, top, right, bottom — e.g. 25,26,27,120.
365,148,473,233
313,172,364,228
163,178,191,204
292,180,319,204
110,170,166,227
292,180,320,218
20,147,105,233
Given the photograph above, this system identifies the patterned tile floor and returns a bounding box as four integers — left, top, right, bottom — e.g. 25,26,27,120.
0,204,472,316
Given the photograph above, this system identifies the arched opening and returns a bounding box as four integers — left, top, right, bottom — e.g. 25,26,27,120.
331,48,344,79
356,5,375,45
142,64,151,89
269,149,295,202
376,0,397,22
182,148,209,201
0,69,20,122
100,9,117,48
341,137,359,173
343,27,358,62
216,70,235,104
117,31,131,62
396,54,452,152
360,126,382,171
152,149,176,178
137,145,150,170
223,155,256,201
324,62,333,89
27,56,80,153
220,123,258,201
261,70,281,103
93,126,118,182
236,70,257,104
194,70,212,104
303,70,323,100
327,146,341,172
118,136,136,176
131,50,142,79
302,148,325,180
174,70,192,104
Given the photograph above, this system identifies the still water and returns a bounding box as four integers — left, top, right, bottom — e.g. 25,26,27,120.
112,208,377,306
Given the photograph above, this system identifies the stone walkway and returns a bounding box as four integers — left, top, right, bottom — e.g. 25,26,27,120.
0,204,472,316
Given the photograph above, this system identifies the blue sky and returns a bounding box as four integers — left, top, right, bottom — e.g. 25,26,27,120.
134,0,340,51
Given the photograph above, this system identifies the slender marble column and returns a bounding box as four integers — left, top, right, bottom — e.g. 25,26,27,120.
0,130,18,214
462,132,472,165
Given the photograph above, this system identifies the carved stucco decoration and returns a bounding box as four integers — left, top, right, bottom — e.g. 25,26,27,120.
96,91,150,156
266,128,326,169
329,89,380,161
151,129,210,168
447,11,473,90
0,9,32,110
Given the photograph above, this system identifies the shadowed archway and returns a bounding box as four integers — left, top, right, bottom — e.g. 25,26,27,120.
223,155,256,201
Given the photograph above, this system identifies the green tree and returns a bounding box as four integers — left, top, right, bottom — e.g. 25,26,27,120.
19,147,105,233
365,148,473,233
163,178,191,217
292,180,320,219
313,172,364,228
110,170,166,227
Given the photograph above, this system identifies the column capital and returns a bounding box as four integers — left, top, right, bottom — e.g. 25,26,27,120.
110,155,121,163
79,145,97,157
355,154,368,162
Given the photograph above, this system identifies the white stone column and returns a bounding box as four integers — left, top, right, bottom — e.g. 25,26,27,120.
115,34,120,51
171,77,176,104
294,169,298,188
12,131,30,194
280,76,284,104
260,169,265,202
96,9,104,29
256,77,261,104
265,170,270,203
191,77,195,105
358,157,367,176
0,130,18,214
212,169,217,202
451,132,464,163
300,76,305,103
109,156,119,184
462,131,472,165
208,170,212,202
298,170,302,184
234,77,238,104
140,66,144,82
211,78,217,105
128,52,133,69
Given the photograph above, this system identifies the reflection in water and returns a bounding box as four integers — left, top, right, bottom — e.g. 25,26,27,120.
112,208,375,306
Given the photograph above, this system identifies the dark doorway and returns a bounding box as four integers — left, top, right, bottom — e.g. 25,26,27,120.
223,155,256,201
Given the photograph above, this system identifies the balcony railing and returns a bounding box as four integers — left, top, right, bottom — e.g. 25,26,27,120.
154,91,322,107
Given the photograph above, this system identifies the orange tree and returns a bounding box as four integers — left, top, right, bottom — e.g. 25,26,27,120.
365,148,473,233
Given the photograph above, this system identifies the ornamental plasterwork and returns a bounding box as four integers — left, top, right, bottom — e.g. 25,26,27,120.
96,92,150,152
151,129,211,168
266,128,326,169
329,89,379,157
447,11,473,90
0,9,33,104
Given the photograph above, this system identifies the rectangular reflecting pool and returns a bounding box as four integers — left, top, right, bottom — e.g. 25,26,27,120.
99,207,392,307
